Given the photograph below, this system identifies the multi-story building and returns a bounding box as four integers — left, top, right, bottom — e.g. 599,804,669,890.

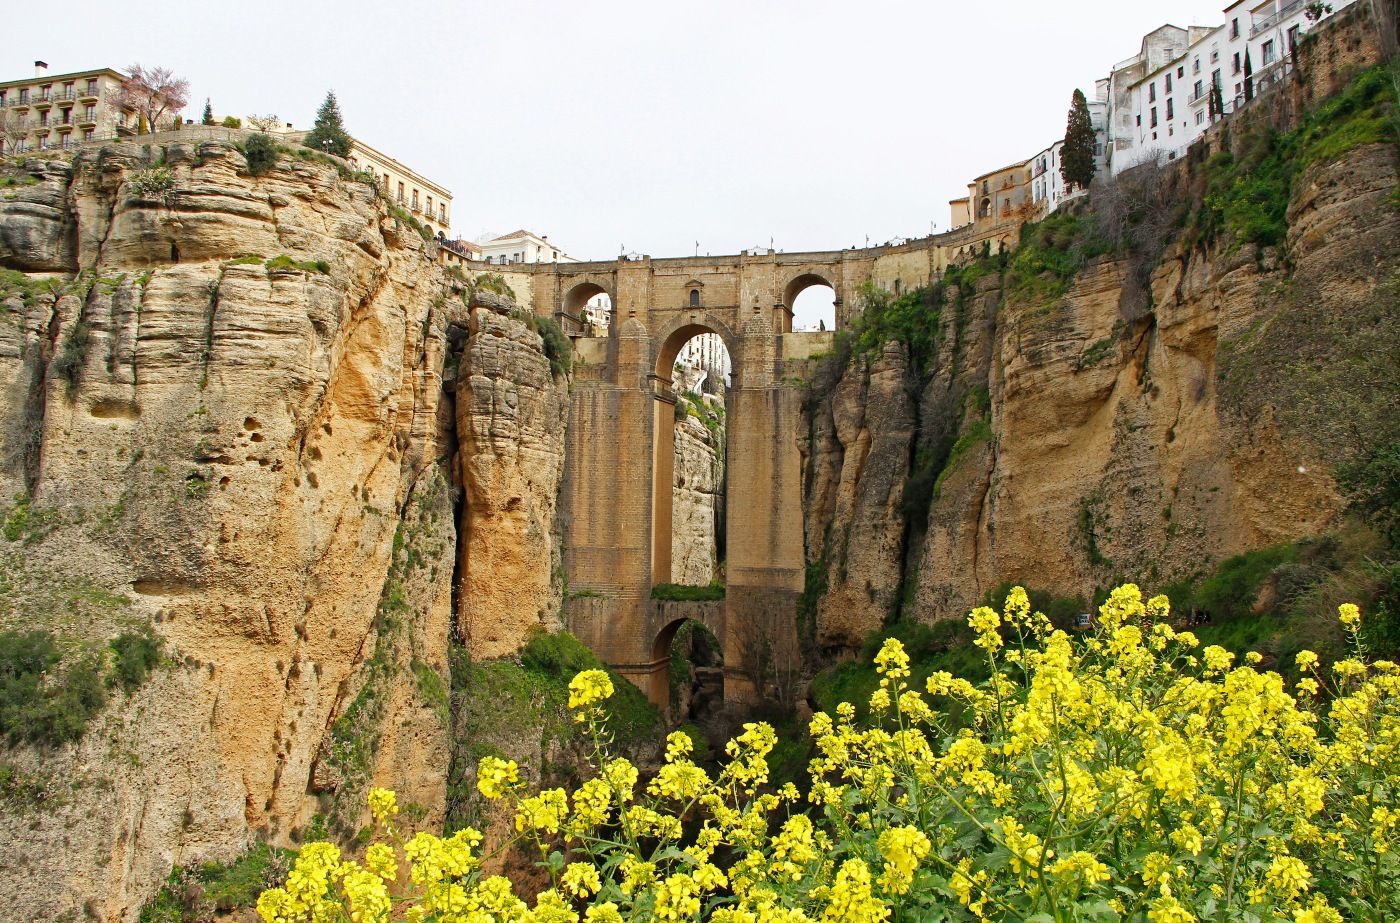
676,333,731,391
0,63,150,154
967,160,1033,226
344,137,453,238
1107,1,1356,173
478,230,580,265
437,237,480,268
1029,80,1110,215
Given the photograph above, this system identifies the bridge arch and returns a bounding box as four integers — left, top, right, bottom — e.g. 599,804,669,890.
562,279,616,333
783,272,838,333
648,614,725,712
650,319,734,587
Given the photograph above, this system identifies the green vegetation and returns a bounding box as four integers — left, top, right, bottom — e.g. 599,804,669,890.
1189,63,1397,251
650,582,725,601
242,132,277,176
222,254,265,268
52,318,91,398
676,390,726,457
127,165,176,200
109,626,162,692
265,254,330,275
1003,208,1112,308
0,629,105,746
220,115,241,129
140,843,294,923
850,282,942,376
508,307,572,377
1075,335,1116,370
302,91,352,158
930,417,992,500
1061,88,1098,191
445,630,660,835
0,173,37,189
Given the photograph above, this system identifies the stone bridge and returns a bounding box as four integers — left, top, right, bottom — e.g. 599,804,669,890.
478,230,1013,705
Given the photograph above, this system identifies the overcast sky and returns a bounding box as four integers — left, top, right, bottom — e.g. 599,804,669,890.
11,0,1232,261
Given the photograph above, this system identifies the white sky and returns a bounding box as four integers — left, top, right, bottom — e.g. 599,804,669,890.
10,0,1231,262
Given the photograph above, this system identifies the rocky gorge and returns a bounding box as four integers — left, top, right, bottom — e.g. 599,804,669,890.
0,16,1395,919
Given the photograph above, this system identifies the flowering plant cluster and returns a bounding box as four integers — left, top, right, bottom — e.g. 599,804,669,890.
257,587,1400,921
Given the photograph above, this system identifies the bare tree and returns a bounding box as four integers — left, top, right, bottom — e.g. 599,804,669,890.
109,64,190,133
245,114,281,132
0,110,27,155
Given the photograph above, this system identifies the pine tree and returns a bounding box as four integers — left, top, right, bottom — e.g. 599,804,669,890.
201,98,214,125
303,91,351,158
1060,89,1097,192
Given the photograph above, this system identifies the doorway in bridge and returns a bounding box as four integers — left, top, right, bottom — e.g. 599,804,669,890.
785,274,837,332
657,619,724,726
652,328,731,591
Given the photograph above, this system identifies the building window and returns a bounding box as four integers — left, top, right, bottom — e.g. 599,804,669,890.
1166,73,1173,92
1230,18,1240,39
86,78,96,94
83,129,93,141
689,289,700,307
1211,49,1219,63
1149,82,1156,103
39,111,48,126
1212,68,1222,89
411,189,419,208
1233,52,1242,74
85,105,95,121
1287,25,1301,53
440,204,447,223
18,89,29,103
1196,111,1205,126
1150,107,1158,128
1194,79,1204,100
1177,65,1185,78
1136,114,1142,126
1166,99,1174,120
1193,58,1201,74
1262,40,1275,66
397,181,405,202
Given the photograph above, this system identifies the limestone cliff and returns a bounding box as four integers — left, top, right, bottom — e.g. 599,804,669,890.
0,139,567,921
671,413,722,586
802,113,1398,650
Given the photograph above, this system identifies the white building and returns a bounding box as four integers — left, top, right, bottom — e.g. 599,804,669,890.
1107,0,1356,174
675,334,731,391
477,229,580,265
1030,79,1109,215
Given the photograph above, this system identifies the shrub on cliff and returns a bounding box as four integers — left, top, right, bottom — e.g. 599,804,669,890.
261,587,1400,922
242,132,277,176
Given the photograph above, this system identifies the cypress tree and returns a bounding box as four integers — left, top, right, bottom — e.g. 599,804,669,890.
1061,89,1098,192
201,98,214,125
1244,49,1255,102
303,91,352,158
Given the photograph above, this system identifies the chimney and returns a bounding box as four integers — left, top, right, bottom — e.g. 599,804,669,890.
34,61,48,78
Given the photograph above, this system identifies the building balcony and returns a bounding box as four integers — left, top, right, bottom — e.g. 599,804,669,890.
1252,0,1305,36
33,96,53,109
7,97,30,109
1189,85,1213,105
77,88,99,102
52,90,77,103
77,115,98,129
55,123,73,133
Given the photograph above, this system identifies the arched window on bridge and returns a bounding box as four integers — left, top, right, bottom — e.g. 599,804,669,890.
563,282,613,336
654,619,723,724
689,288,700,307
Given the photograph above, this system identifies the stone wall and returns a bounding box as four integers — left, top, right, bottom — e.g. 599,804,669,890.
671,414,721,586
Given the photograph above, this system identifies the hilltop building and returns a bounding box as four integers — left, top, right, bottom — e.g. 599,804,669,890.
343,136,453,238
0,63,162,154
478,230,580,265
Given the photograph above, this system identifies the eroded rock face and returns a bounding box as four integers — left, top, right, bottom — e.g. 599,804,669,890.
672,415,721,586
803,138,1398,644
455,296,569,660
0,141,564,922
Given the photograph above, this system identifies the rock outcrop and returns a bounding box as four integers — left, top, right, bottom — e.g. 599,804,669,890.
0,140,567,922
671,414,721,586
801,132,1398,648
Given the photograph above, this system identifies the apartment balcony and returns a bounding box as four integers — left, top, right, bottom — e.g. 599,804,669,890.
52,90,77,103
77,115,98,129
55,122,73,133
77,88,99,102
410,202,422,214
7,97,30,109
1189,85,1213,105
32,96,52,109
1252,0,1304,36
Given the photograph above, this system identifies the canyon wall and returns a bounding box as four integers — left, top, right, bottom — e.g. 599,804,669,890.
801,128,1398,649
0,140,566,921
671,413,721,586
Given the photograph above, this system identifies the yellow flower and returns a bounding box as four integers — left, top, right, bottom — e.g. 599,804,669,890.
875,825,930,894
968,607,1002,651
477,756,519,800
1296,650,1319,671
365,842,396,882
1266,854,1310,898
561,862,602,897
568,669,615,718
1338,602,1361,628
367,787,398,826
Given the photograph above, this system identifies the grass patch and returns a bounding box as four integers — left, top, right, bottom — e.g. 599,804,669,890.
265,255,329,275
850,282,942,376
140,843,295,922
650,582,726,602
446,630,661,835
1003,209,1113,308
